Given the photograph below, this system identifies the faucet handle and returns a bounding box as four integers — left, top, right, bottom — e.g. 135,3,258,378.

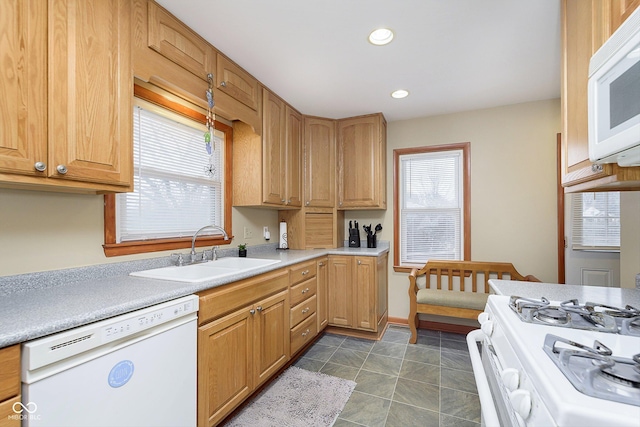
171,253,185,266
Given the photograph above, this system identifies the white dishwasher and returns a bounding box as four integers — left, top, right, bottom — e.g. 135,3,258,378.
21,294,199,427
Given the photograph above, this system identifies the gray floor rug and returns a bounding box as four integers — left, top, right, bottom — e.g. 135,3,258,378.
224,366,356,427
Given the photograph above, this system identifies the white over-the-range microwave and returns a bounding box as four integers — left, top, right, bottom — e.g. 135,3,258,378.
588,6,640,167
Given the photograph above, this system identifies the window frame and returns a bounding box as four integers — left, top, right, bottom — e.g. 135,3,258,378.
103,84,233,257
570,192,620,252
393,142,471,272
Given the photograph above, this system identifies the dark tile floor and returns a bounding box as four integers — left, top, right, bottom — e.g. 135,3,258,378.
293,325,481,427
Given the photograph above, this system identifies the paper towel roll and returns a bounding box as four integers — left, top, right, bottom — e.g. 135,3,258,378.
279,221,288,249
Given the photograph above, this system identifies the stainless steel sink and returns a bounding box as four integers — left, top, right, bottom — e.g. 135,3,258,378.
130,257,281,283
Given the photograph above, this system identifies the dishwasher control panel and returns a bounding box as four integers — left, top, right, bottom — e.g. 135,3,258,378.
23,295,199,372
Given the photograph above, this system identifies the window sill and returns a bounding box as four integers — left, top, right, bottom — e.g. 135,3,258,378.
103,236,231,257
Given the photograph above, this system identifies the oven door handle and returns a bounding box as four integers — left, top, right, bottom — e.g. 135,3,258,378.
467,329,501,427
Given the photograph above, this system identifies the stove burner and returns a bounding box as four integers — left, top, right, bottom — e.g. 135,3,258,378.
599,361,640,388
509,296,621,333
587,303,640,319
534,307,569,325
543,334,640,407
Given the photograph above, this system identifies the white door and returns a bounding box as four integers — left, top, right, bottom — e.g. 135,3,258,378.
23,320,197,427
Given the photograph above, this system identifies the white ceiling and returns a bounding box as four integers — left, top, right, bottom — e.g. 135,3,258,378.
156,0,561,122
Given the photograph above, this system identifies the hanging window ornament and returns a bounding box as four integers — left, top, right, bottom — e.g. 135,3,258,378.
204,73,216,176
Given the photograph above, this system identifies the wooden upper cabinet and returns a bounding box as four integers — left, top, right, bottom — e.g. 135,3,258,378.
285,105,303,207
0,0,132,192
233,88,301,208
217,54,260,111
262,89,287,205
337,113,387,209
49,0,132,188
611,0,640,33
147,0,215,81
561,0,640,191
0,0,47,178
304,117,336,207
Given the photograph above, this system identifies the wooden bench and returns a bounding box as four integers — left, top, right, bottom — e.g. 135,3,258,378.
408,260,539,343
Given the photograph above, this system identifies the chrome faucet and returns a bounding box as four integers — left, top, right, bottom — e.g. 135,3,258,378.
191,225,229,263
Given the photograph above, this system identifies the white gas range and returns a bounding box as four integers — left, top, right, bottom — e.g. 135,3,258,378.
467,293,640,427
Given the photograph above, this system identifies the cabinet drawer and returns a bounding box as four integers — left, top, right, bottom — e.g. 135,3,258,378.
290,313,317,356
290,294,317,328
0,345,19,402
290,260,317,286
198,269,288,324
0,395,20,427
289,277,317,307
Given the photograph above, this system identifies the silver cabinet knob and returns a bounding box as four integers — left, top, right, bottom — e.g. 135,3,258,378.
318,262,324,266
281,199,286,203
256,306,263,312
301,308,310,314
56,165,68,175
220,81,227,87
301,270,309,275
34,162,47,172
250,309,256,315
305,201,310,206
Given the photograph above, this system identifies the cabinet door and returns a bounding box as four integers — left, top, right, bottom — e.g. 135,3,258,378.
354,257,376,331
0,0,47,177
610,0,640,33
286,105,303,207
304,117,336,207
253,290,289,387
147,0,216,81
316,257,329,331
262,89,286,205
198,307,253,427
377,253,388,325
337,114,386,209
217,54,259,111
327,256,353,327
49,0,132,187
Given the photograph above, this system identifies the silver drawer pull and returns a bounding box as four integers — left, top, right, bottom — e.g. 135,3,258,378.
256,306,263,312
301,288,310,294
301,270,309,275
301,329,310,337
301,308,310,314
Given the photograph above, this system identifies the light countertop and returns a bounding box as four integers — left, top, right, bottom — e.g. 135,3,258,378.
489,279,640,308
0,242,389,348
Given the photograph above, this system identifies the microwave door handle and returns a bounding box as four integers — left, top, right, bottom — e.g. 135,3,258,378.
467,330,501,427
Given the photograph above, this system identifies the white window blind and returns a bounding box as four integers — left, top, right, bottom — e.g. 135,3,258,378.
571,192,620,251
116,103,224,242
399,150,464,264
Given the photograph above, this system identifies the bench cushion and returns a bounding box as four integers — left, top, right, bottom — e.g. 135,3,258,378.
416,289,488,311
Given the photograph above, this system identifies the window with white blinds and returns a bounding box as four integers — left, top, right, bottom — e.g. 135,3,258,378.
115,102,224,242
571,192,620,251
398,149,464,264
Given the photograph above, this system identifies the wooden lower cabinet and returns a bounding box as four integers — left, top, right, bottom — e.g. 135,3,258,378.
197,272,289,427
0,344,20,427
327,254,388,333
316,257,329,332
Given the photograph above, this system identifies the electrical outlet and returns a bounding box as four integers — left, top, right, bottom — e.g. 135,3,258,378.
243,226,253,239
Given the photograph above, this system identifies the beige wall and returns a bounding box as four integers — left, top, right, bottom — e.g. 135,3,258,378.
346,98,562,320
0,189,278,275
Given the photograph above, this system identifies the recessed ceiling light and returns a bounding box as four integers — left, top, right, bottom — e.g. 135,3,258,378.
391,89,409,99
368,28,394,46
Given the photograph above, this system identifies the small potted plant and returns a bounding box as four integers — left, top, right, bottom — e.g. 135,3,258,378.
238,243,247,257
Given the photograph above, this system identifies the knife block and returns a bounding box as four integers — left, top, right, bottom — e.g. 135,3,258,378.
348,229,360,247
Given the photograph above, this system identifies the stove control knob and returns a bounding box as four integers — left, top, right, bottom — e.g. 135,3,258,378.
509,389,532,419
501,368,520,392
480,320,494,336
478,312,490,324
